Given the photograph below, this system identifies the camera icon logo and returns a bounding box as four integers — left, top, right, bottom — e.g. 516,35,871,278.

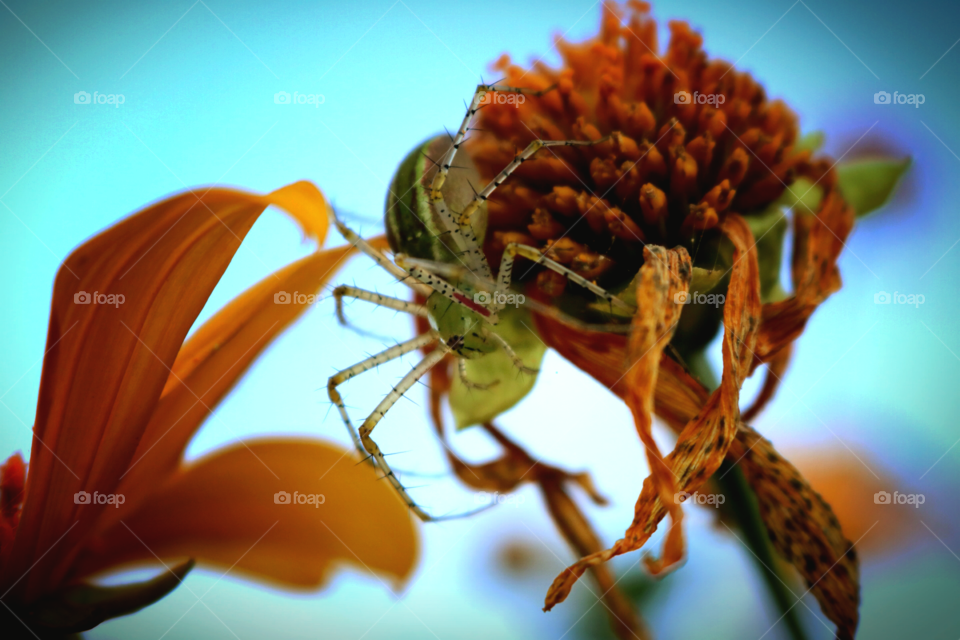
274,91,291,104
274,491,291,504
674,91,692,105
674,291,691,304
74,491,91,504
874,491,891,504
74,291,92,304
874,291,891,304
473,291,492,305
874,91,891,104
274,291,292,304
674,491,691,504
74,91,91,104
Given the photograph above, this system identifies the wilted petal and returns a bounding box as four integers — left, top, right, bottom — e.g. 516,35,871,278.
729,425,860,640
544,214,761,609
71,440,418,590
754,192,853,366
622,245,692,574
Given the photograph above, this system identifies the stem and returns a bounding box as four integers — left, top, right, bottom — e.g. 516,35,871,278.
694,353,809,640
715,460,809,640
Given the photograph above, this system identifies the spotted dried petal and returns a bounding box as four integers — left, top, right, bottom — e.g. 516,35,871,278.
728,424,860,639
544,213,760,609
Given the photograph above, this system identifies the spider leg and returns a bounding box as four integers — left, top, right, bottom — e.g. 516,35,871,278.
329,332,438,456
397,254,635,334
394,253,500,325
332,213,432,297
458,357,499,390
484,328,539,376
455,136,610,231
426,83,559,283
496,243,635,315
356,346,448,522
332,285,429,328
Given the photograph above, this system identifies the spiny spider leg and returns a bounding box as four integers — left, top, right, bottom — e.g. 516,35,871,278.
332,285,429,327
485,329,539,376
397,250,635,318
496,243,634,314
427,83,560,283
393,253,500,324
332,213,432,297
456,136,612,231
329,331,438,456
357,346,450,522
458,357,499,390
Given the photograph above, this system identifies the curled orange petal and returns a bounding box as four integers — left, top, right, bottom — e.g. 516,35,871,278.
545,213,761,609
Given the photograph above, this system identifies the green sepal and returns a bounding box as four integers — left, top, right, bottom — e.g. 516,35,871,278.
794,130,825,154
22,559,195,634
450,305,546,429
836,157,910,218
776,176,823,215
745,206,790,304
745,177,824,304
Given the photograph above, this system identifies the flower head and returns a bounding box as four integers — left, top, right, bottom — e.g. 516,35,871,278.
458,3,872,638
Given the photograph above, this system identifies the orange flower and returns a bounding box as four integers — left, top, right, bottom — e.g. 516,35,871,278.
462,2,864,637
0,183,417,636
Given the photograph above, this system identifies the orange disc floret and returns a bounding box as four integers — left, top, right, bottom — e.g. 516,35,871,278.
468,1,831,300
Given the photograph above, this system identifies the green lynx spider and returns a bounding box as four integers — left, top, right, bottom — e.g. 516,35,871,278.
328,83,636,521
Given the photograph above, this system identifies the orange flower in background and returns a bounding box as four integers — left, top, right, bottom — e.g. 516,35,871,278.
460,2,875,638
0,183,417,636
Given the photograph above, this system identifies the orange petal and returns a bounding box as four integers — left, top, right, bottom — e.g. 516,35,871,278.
530,309,707,428
545,214,761,609
4,183,329,601
729,426,860,640
622,245,692,575
107,245,354,524
71,439,418,590
753,192,853,368
742,343,792,423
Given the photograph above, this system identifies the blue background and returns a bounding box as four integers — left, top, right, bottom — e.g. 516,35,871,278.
1,0,959,638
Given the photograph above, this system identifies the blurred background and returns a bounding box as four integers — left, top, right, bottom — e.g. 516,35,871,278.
1,0,958,637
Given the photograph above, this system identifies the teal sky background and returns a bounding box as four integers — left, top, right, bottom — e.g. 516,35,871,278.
2,0,959,638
